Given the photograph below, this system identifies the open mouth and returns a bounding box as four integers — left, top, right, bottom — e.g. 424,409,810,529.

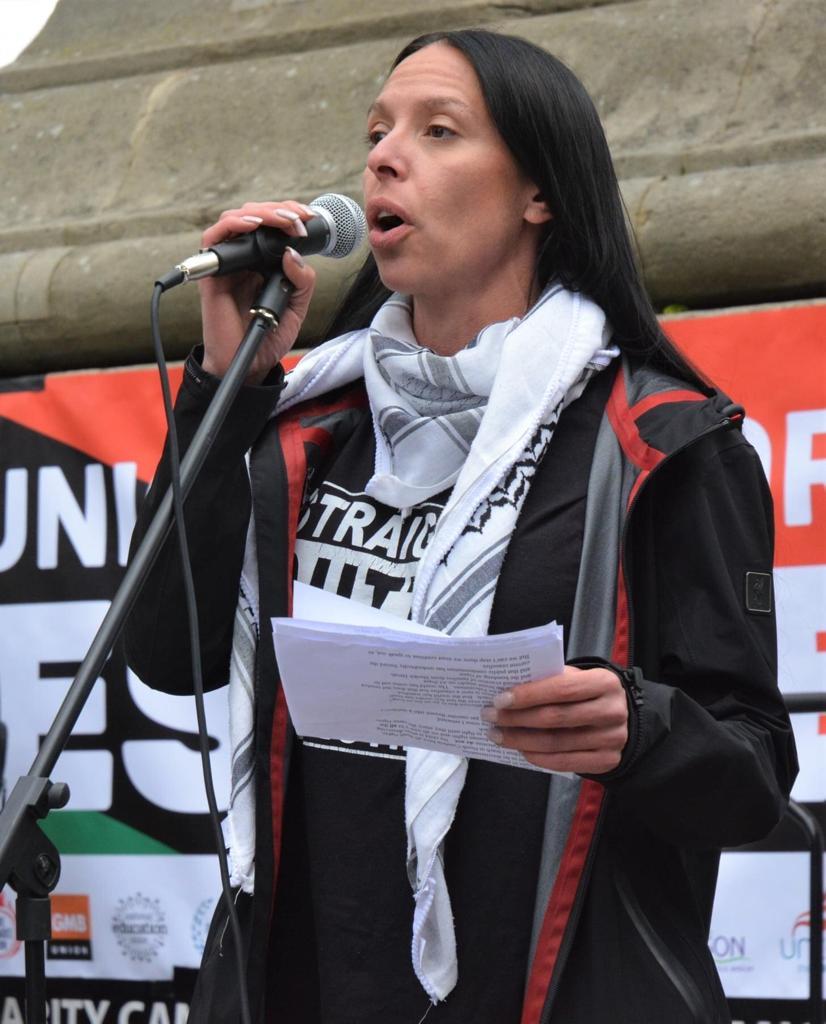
368,202,412,247
376,212,406,232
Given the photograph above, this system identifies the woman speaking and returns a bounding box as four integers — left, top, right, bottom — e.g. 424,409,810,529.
126,28,797,1024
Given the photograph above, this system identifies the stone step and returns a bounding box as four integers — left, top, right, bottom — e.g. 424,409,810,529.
1,0,823,375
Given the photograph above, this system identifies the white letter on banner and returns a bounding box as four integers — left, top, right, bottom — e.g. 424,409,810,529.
1,998,24,1024
113,462,138,567
37,464,106,568
118,1004,144,1024
122,668,230,812
741,417,771,482
0,602,112,810
785,409,826,526
147,1005,172,1024
85,1001,110,1024
0,468,27,571
62,1000,84,1024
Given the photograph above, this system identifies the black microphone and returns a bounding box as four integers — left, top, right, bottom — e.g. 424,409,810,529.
174,193,366,283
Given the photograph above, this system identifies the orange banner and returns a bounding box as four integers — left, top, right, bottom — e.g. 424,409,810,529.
0,353,302,486
667,302,826,568
1,312,822,567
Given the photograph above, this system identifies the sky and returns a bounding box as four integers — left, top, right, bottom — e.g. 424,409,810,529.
0,0,60,68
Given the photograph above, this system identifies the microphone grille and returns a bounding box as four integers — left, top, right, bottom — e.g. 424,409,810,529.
309,193,367,259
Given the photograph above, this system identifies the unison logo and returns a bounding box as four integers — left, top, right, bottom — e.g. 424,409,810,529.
709,934,751,967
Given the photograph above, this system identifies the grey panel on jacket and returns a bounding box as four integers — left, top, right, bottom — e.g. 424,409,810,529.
525,394,635,990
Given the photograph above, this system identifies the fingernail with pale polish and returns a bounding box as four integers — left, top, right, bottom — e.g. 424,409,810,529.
487,727,504,745
480,707,497,723
493,691,514,709
275,209,308,236
285,247,305,268
300,204,316,216
241,215,263,224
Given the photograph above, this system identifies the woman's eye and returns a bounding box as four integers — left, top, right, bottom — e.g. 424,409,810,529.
428,124,455,139
365,128,386,147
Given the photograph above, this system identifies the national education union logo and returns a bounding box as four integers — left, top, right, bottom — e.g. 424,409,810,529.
111,892,168,962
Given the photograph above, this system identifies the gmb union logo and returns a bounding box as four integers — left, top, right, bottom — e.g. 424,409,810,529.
190,897,217,956
111,893,168,962
0,893,21,960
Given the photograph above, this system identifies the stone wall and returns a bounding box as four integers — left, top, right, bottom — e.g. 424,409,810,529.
1,0,823,375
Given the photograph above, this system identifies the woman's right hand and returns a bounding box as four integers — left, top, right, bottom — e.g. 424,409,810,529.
198,200,318,384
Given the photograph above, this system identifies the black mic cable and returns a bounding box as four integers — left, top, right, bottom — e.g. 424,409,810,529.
148,193,365,1023
149,283,253,1024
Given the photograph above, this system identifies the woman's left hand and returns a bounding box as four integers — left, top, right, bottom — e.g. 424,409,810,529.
481,665,629,775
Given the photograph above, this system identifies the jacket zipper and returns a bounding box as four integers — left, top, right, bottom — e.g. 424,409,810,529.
616,871,709,1022
539,412,739,1023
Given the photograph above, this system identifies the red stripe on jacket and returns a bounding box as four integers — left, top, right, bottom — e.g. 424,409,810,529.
270,386,369,879
269,413,308,884
520,780,604,1024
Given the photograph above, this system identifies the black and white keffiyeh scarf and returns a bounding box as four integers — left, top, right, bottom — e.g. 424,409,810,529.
223,284,617,1003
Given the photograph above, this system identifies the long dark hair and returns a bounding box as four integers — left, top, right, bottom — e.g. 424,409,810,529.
327,28,707,389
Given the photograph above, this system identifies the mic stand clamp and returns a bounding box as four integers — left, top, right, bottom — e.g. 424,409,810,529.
0,776,69,1024
250,272,294,329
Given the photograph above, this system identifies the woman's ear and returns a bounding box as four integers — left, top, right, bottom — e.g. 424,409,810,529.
525,189,553,225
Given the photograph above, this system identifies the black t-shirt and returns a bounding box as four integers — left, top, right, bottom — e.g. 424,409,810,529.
267,365,614,1023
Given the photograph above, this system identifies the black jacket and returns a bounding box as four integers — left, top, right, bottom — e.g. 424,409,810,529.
126,350,797,1024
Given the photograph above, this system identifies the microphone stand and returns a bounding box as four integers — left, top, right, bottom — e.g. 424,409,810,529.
0,269,294,1023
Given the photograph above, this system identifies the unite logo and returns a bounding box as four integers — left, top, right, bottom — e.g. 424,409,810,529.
779,895,826,964
48,892,93,961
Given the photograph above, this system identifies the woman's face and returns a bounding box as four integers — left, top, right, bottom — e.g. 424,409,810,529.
362,43,548,308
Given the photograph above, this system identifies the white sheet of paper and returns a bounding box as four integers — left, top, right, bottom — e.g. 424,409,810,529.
273,584,565,772
292,580,439,636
